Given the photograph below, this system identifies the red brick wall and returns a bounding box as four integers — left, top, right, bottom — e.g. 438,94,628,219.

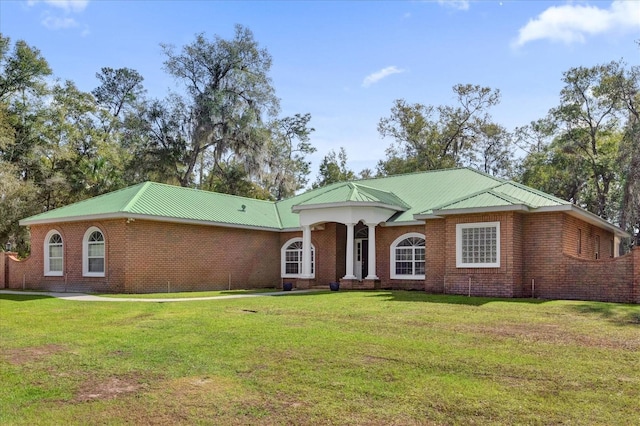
7,220,280,293
562,214,615,259
559,251,636,303
522,212,632,302
279,223,345,288
6,221,127,293
376,225,426,290
442,212,521,298
1,252,8,288
425,219,446,293
124,220,280,293
5,212,637,303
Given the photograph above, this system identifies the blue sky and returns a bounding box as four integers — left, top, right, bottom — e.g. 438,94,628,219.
1,0,639,178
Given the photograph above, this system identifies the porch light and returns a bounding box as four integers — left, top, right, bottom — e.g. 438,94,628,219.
5,242,11,251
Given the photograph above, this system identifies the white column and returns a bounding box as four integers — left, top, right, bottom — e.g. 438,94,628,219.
343,223,357,279
301,225,313,278
365,224,378,280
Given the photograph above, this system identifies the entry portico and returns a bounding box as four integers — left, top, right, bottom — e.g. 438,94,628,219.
291,182,410,284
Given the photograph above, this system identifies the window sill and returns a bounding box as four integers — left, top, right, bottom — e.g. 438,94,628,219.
456,263,500,269
391,275,425,280
83,273,105,278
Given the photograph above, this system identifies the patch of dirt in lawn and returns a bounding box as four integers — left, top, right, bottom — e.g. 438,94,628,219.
457,323,639,350
1,344,67,365
74,373,148,402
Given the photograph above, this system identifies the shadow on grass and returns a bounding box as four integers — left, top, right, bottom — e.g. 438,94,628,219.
571,302,640,326
0,294,54,302
366,290,549,306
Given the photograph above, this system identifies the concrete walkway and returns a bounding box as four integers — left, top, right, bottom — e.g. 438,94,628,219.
0,289,320,302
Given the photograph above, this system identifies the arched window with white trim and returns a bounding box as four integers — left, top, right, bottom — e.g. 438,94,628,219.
281,238,315,278
83,227,105,277
390,233,425,280
44,230,63,276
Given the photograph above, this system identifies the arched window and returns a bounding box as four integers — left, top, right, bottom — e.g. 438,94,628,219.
83,227,105,277
390,233,425,279
44,230,63,276
281,238,315,278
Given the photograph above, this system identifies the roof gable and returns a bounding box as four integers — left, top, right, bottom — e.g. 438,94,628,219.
292,182,410,210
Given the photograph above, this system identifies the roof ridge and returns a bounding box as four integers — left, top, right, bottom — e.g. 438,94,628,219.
427,183,506,212
294,181,353,205
485,189,527,205
151,181,278,206
273,199,284,229
495,181,570,205
121,181,152,213
355,166,471,184
352,183,411,208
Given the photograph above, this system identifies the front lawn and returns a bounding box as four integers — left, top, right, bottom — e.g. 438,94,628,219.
1,291,638,425
97,288,279,299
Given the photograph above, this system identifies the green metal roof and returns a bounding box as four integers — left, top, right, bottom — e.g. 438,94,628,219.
293,182,410,210
425,180,572,214
492,181,570,208
276,168,505,227
21,182,283,230
431,191,524,212
22,168,616,233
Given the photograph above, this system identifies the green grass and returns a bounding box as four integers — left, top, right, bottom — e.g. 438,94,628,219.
1,291,638,425
96,288,279,299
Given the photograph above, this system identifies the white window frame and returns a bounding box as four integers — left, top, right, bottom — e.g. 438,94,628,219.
390,233,426,280
456,221,500,268
44,230,63,276
281,237,315,278
83,226,105,277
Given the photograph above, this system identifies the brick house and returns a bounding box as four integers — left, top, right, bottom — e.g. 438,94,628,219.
3,168,638,303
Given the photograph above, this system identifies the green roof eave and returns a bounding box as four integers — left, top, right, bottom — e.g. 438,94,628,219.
291,200,408,213
19,211,284,231
416,204,531,219
414,203,629,238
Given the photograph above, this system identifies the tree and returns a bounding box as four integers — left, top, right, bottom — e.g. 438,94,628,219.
0,34,51,101
470,122,514,178
126,96,188,186
313,147,355,188
158,25,279,187
260,113,315,200
92,67,145,135
548,62,624,220
611,61,640,244
37,81,125,208
376,84,504,176
0,35,52,252
517,59,639,245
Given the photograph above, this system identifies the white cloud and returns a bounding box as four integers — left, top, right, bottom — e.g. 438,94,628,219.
437,1,470,11
42,15,78,29
513,1,640,48
28,0,89,13
27,0,89,32
362,66,405,88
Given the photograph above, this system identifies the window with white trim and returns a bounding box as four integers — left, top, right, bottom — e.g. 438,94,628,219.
456,222,500,268
281,238,315,278
44,230,63,276
390,233,425,279
83,227,105,277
